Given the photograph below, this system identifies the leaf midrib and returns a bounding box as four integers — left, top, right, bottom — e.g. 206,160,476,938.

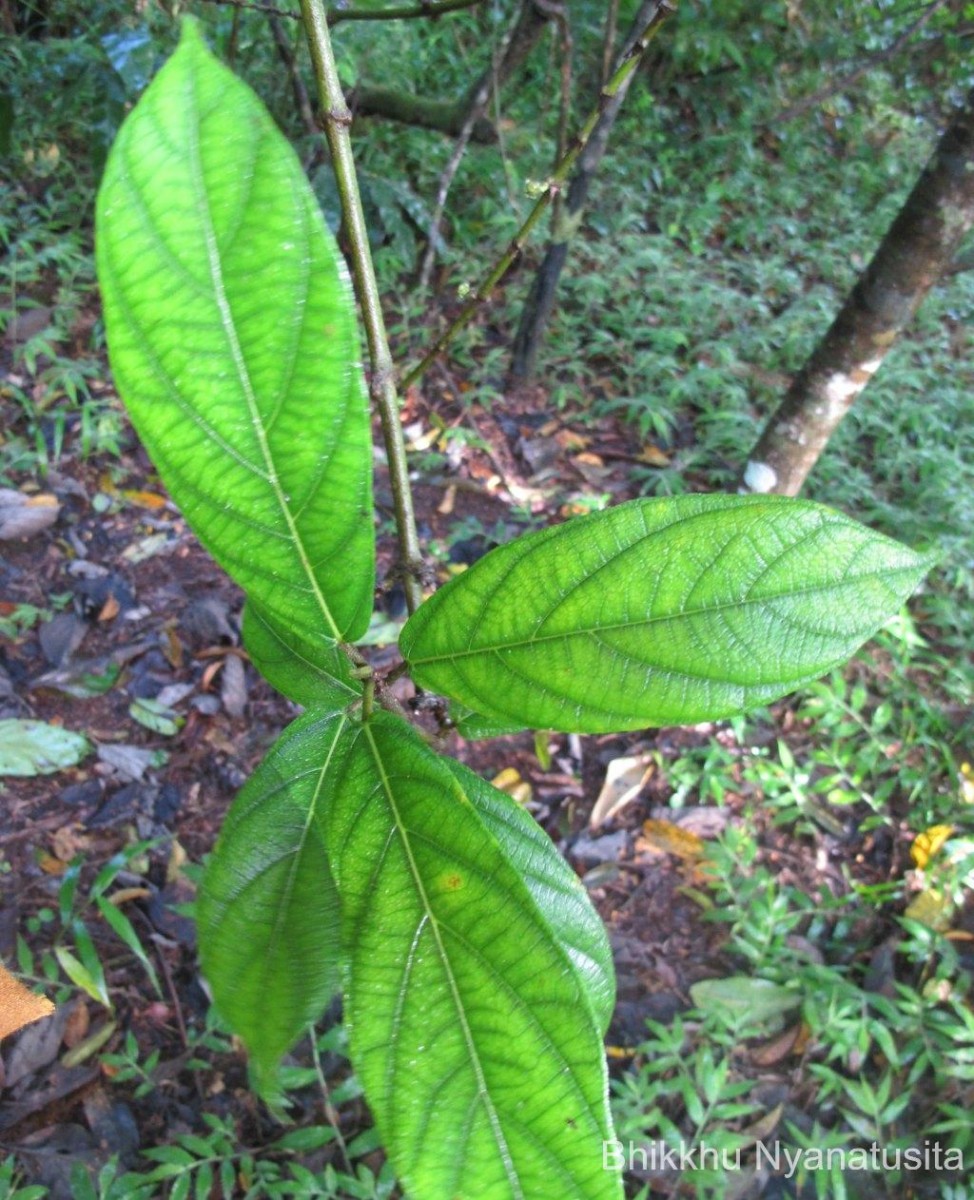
257,716,346,989
186,65,343,642
363,724,524,1200
409,560,921,667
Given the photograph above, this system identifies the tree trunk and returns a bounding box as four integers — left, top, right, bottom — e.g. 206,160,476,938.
743,83,974,497
509,0,662,382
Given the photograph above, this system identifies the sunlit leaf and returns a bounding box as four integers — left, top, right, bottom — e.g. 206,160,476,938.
197,711,350,1092
328,714,621,1200
444,758,616,1035
96,19,374,643
401,495,933,732
242,600,360,709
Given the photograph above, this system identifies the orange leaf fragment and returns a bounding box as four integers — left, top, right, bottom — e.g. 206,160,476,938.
638,819,705,862
0,962,55,1039
639,444,671,467
122,489,167,510
98,594,120,622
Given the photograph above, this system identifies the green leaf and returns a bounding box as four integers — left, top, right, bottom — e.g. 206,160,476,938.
690,976,801,1027
95,895,162,997
400,495,933,733
327,713,620,1200
96,19,374,644
56,943,111,1009
128,697,183,736
443,759,615,1035
272,1126,337,1152
449,702,524,740
197,710,350,1092
242,600,360,709
0,719,90,776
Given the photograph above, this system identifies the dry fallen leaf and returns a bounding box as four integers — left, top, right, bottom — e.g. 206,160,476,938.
0,489,61,540
639,444,671,467
62,998,91,1048
0,962,55,1039
437,484,456,515
638,819,705,862
491,767,531,805
960,762,974,805
748,1025,801,1067
52,823,90,863
98,593,121,622
554,429,590,452
121,489,167,510
590,755,654,828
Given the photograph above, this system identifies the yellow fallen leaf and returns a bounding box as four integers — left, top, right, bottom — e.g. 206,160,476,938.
107,887,152,906
638,819,704,862
0,962,54,1039
491,767,531,805
122,489,167,510
910,824,954,870
639,444,671,467
960,762,974,805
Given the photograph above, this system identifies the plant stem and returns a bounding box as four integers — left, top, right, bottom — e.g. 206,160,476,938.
300,0,425,615
200,0,484,24
402,0,674,389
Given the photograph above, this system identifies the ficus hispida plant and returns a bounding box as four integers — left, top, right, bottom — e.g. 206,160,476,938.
95,19,933,1200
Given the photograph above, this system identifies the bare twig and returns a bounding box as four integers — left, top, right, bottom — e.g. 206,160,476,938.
536,0,572,228
777,0,951,122
310,1030,353,1173
600,0,619,87
269,11,317,135
402,0,674,389
197,0,484,23
418,0,527,288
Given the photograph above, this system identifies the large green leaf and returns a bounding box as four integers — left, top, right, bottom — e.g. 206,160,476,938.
444,759,615,1035
400,495,933,733
197,711,351,1091
242,600,360,709
328,713,620,1200
96,20,374,643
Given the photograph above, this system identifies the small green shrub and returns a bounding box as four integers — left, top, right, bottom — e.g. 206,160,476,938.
92,22,934,1199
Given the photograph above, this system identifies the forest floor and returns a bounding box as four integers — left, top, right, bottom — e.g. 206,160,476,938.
2,348,958,1199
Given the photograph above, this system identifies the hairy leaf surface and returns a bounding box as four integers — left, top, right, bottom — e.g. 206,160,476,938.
400,495,933,732
328,713,620,1200
96,20,374,642
242,601,360,708
198,711,351,1090
444,759,615,1034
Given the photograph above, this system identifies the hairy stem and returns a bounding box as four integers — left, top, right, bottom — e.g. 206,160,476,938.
300,0,425,615
402,0,674,388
